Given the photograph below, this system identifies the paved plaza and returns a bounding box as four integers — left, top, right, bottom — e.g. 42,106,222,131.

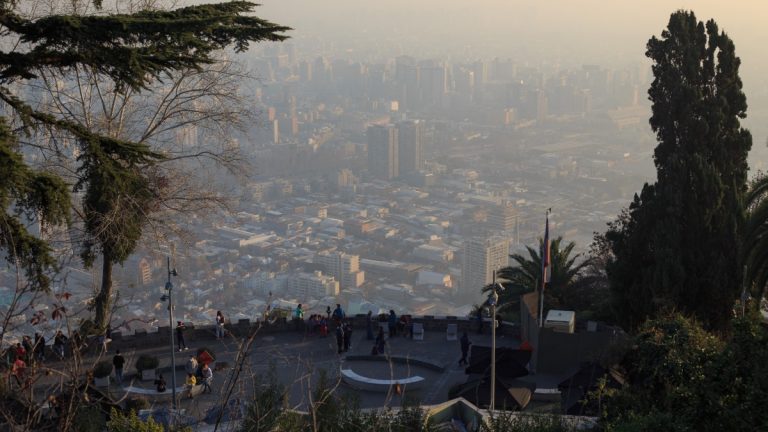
25,323,523,427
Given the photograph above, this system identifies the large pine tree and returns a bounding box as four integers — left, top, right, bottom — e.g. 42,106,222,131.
605,11,751,331
0,1,289,329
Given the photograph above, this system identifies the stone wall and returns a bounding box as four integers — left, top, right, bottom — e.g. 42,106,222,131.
106,315,520,352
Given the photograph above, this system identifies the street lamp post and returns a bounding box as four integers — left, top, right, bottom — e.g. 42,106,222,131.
161,257,179,410
488,271,503,412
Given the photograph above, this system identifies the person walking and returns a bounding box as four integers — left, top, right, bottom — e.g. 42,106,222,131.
459,331,472,366
335,324,345,354
215,311,226,339
388,310,397,337
12,356,27,388
185,373,197,399
14,343,26,363
53,331,67,360
113,350,125,385
185,355,198,378
375,327,386,355
294,304,304,331
201,363,213,394
22,336,33,363
34,332,45,362
176,321,188,351
326,305,331,320
476,308,484,335
343,321,353,352
332,304,345,327
366,310,374,340
97,324,111,353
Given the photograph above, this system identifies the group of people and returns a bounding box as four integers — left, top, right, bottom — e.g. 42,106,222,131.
291,304,347,339
184,354,214,398
306,314,330,336
334,320,354,354
6,325,112,388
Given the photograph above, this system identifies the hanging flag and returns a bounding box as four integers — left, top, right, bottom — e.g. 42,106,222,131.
541,210,551,290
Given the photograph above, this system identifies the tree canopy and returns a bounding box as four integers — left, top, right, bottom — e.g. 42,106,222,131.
489,236,592,313
605,10,751,331
0,1,289,328
742,174,768,303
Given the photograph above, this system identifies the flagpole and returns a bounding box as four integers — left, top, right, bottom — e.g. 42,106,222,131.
539,209,550,328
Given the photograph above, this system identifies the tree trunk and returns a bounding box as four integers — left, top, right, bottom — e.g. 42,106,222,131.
94,255,113,331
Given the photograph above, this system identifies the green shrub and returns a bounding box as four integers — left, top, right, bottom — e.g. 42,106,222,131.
73,404,106,432
93,361,113,378
135,355,159,372
107,408,163,432
125,397,150,413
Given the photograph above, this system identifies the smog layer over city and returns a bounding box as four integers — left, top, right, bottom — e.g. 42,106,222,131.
2,1,768,430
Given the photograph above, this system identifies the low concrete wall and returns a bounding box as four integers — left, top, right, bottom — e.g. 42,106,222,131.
536,327,625,375
105,316,519,353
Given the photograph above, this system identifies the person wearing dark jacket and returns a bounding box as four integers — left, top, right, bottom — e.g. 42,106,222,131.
459,332,472,366
343,321,353,352
155,374,167,392
335,324,345,354
176,321,188,351
113,350,125,384
366,310,374,340
34,333,45,362
388,310,397,337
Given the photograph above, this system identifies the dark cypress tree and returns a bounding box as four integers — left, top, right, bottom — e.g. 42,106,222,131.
0,1,289,329
605,11,751,331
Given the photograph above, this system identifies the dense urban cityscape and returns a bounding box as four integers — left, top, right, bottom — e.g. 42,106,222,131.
2,1,768,431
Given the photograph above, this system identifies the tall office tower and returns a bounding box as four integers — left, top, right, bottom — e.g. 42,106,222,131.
272,119,280,144
487,203,518,232
419,61,448,107
315,251,365,291
397,120,424,177
336,169,357,188
461,236,510,296
299,60,313,82
395,55,419,110
367,124,398,180
472,60,489,87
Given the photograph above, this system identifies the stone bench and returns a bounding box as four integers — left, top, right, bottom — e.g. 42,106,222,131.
122,384,203,398
340,368,425,392
345,354,446,372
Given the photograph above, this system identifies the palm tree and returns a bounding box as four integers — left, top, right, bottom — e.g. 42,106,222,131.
483,236,591,313
743,174,768,304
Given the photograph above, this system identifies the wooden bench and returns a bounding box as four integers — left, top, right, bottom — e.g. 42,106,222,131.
340,368,425,392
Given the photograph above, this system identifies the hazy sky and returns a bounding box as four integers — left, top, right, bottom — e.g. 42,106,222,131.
256,0,768,164
257,1,765,67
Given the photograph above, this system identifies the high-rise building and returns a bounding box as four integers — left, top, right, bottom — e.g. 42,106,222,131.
367,124,398,180
138,257,152,286
461,236,510,296
397,120,424,177
487,203,518,232
286,271,339,299
419,61,448,107
315,251,365,291
272,119,280,144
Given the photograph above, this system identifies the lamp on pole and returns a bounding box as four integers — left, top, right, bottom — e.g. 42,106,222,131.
487,271,503,412
160,256,179,410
